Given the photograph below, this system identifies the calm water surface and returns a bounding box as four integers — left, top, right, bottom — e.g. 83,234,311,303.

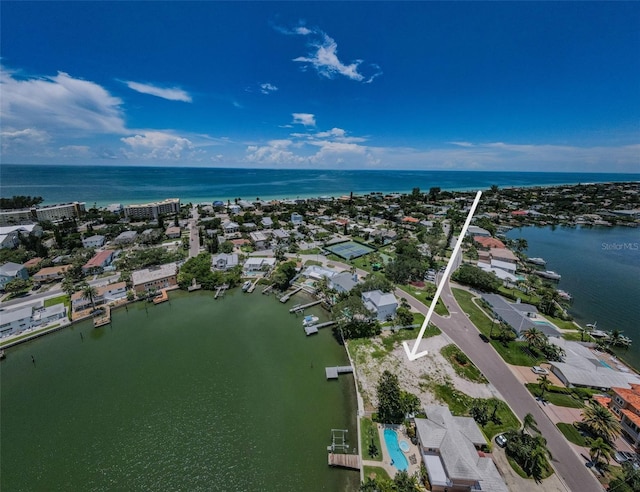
1,291,359,491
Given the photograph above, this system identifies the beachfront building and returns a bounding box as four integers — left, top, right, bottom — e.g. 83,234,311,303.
82,250,115,273
0,208,34,226
0,262,29,289
71,282,127,312
34,202,86,223
124,198,180,220
132,262,178,295
242,257,276,275
415,405,508,492
211,253,238,271
82,234,106,249
361,290,398,321
0,306,33,337
32,265,71,283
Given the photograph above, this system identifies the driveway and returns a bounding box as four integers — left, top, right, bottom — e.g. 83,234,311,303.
491,444,568,492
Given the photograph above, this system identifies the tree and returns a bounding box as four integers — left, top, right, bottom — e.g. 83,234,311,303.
537,374,551,401
586,436,613,469
395,306,414,327
81,283,98,311
581,403,621,444
377,371,420,425
61,276,76,297
522,327,546,350
4,278,31,294
522,412,540,435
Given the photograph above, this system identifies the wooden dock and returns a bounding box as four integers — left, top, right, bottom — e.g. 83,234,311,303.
246,278,259,293
153,289,169,304
328,453,360,470
304,321,336,336
280,286,303,303
261,283,275,295
214,284,228,299
93,306,111,328
325,365,353,379
289,300,322,313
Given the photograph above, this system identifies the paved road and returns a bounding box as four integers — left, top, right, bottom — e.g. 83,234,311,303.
189,205,200,258
400,280,602,492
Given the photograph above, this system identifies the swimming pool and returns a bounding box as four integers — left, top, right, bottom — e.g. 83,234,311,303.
399,440,410,452
534,321,555,329
383,429,409,471
599,359,613,369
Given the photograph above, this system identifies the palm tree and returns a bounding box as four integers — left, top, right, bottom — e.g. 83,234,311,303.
581,403,621,444
528,435,552,482
81,283,98,312
522,327,546,350
537,374,552,401
522,412,540,435
587,436,614,469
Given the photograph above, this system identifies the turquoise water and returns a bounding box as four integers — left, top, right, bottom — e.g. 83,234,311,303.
383,429,408,471
399,441,410,452
1,291,359,491
507,225,640,368
600,360,613,369
2,164,638,207
534,321,556,329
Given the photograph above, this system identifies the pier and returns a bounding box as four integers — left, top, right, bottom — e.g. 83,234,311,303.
93,306,111,327
289,300,322,313
279,286,303,303
214,284,228,299
328,453,360,470
246,278,260,293
304,321,336,336
325,365,353,379
152,289,169,304
261,283,275,295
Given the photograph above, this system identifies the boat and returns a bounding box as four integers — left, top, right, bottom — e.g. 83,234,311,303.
527,257,547,266
302,315,319,327
242,280,252,292
557,290,572,301
535,270,562,281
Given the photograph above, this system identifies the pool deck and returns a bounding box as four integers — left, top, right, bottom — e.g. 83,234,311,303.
361,424,421,480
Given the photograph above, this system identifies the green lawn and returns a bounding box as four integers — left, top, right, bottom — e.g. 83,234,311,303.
497,286,541,305
547,316,580,331
44,294,71,318
398,284,449,316
563,331,595,342
360,418,383,461
556,422,587,446
481,399,521,440
451,288,546,366
525,383,585,408
440,344,488,383
362,465,391,481
380,314,439,353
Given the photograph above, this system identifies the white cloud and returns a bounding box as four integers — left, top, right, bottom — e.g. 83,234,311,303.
292,113,316,126
1,68,126,135
285,27,382,83
260,83,278,95
124,80,192,102
245,139,305,165
120,131,196,160
1,128,51,154
59,145,91,157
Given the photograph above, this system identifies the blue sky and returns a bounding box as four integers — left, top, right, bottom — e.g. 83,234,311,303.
1,1,639,172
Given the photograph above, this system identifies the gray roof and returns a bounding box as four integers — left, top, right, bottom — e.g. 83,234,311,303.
1,306,33,324
115,230,137,240
132,262,178,285
330,272,357,292
0,262,25,276
482,294,558,336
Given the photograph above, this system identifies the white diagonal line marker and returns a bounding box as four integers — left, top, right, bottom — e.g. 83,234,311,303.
403,190,482,361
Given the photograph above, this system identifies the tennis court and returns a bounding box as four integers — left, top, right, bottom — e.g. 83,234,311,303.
325,241,375,260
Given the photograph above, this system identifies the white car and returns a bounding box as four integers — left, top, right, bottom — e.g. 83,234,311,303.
495,434,508,448
531,366,549,375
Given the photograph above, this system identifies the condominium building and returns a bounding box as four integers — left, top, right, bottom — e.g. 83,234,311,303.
34,202,86,223
124,198,180,220
132,262,178,294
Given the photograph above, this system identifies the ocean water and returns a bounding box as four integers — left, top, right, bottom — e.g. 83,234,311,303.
1,164,638,207
506,226,640,368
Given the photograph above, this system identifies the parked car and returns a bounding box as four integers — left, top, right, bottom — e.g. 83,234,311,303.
495,434,508,448
531,366,549,375
613,450,637,464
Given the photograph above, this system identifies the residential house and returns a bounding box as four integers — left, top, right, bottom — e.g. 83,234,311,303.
82,234,106,248
415,405,508,492
473,236,506,249
228,204,241,214
272,229,290,242
249,231,269,250
607,384,640,450
261,217,274,228
0,231,19,249
211,253,239,271
32,265,71,283
0,262,29,289
361,290,398,321
114,230,138,245
165,226,181,239
72,281,127,311
132,263,178,295
242,222,257,231
242,257,276,275
0,306,33,337
82,250,115,273
329,272,357,293
291,212,304,225
222,220,240,235
481,294,555,336
23,257,43,270
466,225,491,237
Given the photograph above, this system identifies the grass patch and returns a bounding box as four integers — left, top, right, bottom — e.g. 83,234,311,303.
440,344,488,383
380,317,439,353
44,294,71,318
497,286,540,305
563,331,595,342
398,284,449,316
556,422,587,446
360,418,383,461
432,383,475,415
481,399,520,440
525,383,585,408
451,288,546,366
547,316,579,331
363,465,391,482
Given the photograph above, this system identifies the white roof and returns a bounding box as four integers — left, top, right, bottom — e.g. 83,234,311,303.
490,259,517,272
1,306,33,323
132,262,178,285
477,262,518,281
0,224,39,235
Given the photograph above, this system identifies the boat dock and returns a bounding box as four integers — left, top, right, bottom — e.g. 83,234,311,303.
325,365,353,379
262,283,275,295
280,286,303,303
93,306,111,327
304,321,336,336
246,278,259,293
214,284,228,299
290,300,322,313
328,453,360,470
152,289,169,304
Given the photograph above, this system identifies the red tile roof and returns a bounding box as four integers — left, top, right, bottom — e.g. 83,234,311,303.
612,385,640,412
83,250,114,269
473,236,506,249
402,216,420,223
621,408,640,428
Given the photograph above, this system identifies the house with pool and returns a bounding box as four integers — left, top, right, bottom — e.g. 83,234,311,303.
414,405,508,492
